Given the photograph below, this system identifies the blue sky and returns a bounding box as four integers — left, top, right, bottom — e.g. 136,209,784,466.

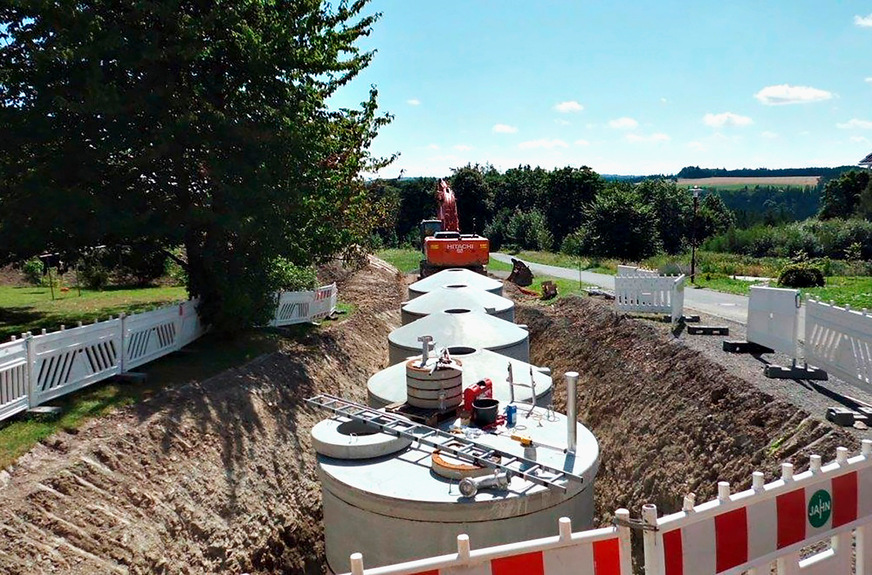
330,1,872,177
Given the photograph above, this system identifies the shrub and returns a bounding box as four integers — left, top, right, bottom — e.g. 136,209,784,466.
777,263,824,288
22,257,43,285
79,260,110,290
270,258,318,292
164,247,188,286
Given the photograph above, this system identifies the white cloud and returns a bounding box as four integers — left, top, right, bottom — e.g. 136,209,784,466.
406,98,420,106
754,84,833,105
855,13,872,27
453,144,473,151
492,124,518,134
427,144,440,150
865,77,872,84
851,136,871,144
554,101,584,113
703,112,753,127
838,118,872,129
761,131,779,139
518,139,569,150
687,141,706,151
660,98,668,104
574,139,590,146
555,119,571,126
626,133,670,143
609,117,639,130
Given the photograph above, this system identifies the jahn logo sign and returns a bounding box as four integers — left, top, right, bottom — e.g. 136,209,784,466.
807,489,832,528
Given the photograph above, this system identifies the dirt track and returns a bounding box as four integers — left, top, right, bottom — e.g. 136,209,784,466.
0,261,858,573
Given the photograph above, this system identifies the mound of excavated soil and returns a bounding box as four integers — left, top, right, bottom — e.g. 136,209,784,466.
508,289,857,523
0,260,406,575
0,263,857,574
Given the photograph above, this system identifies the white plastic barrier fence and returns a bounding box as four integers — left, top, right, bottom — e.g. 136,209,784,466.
344,512,632,575
805,299,872,391
0,339,30,421
1,285,338,421
615,275,685,324
617,265,658,277
271,283,338,327
643,440,872,575
178,300,206,348
31,318,123,405
746,286,801,356
122,305,181,371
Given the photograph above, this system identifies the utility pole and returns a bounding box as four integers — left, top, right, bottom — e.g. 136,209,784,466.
690,187,701,284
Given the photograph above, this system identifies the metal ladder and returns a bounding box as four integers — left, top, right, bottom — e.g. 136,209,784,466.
306,394,583,493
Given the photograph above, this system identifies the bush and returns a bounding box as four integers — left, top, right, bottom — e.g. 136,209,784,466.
21,257,43,285
777,263,824,288
79,260,110,290
164,247,188,286
270,258,318,292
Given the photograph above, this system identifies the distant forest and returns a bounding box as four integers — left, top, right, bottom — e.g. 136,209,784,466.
675,165,857,179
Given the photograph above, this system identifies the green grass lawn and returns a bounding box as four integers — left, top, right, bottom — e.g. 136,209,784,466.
803,277,872,309
375,248,423,274
0,284,188,341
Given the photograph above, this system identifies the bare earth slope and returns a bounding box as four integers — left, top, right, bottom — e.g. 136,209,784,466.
0,261,405,574
0,264,857,574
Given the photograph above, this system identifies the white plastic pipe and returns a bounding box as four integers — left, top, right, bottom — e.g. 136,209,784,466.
565,371,579,453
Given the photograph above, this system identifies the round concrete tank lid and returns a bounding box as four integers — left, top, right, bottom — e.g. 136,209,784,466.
402,286,513,317
409,269,502,296
389,311,526,350
369,347,552,406
311,417,412,459
316,404,599,520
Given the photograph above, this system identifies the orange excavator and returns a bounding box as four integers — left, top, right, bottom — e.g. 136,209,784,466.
419,180,490,278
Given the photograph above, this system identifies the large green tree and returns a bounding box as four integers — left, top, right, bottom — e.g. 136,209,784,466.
541,166,603,244
450,165,494,234
1,0,390,332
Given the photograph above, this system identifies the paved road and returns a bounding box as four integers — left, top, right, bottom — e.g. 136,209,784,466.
492,252,758,325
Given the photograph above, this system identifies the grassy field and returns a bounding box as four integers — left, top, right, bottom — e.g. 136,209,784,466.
676,176,820,188
0,284,188,341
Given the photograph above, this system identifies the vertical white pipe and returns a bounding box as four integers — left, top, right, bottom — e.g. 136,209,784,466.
558,516,572,541
565,371,579,453
457,534,471,561
349,553,364,575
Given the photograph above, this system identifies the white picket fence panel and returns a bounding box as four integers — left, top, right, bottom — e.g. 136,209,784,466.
178,300,206,348
271,283,338,326
344,512,632,575
0,339,30,421
617,265,658,277
31,319,123,405
615,275,685,323
122,305,181,371
804,299,872,391
1,285,338,421
643,440,872,575
747,286,801,357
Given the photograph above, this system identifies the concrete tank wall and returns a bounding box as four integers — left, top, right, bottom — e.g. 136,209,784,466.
401,286,514,325
322,479,595,572
368,347,552,409
387,310,529,365
408,268,503,300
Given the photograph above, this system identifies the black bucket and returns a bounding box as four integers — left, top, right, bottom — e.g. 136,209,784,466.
472,398,499,426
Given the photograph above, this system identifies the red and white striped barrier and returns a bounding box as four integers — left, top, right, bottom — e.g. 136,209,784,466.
343,512,632,575
644,440,872,575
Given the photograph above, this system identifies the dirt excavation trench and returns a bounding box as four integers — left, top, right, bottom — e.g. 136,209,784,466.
0,260,858,574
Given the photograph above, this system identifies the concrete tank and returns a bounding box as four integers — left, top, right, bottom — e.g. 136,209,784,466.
387,310,529,365
408,268,503,300
313,404,600,572
368,346,552,408
401,286,514,325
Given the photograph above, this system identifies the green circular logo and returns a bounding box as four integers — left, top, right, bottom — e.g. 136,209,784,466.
807,490,832,528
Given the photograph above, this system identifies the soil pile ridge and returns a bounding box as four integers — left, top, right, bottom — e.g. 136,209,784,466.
511,293,857,524
0,262,405,574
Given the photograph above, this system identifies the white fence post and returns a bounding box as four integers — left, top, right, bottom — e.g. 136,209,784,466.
25,333,36,411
